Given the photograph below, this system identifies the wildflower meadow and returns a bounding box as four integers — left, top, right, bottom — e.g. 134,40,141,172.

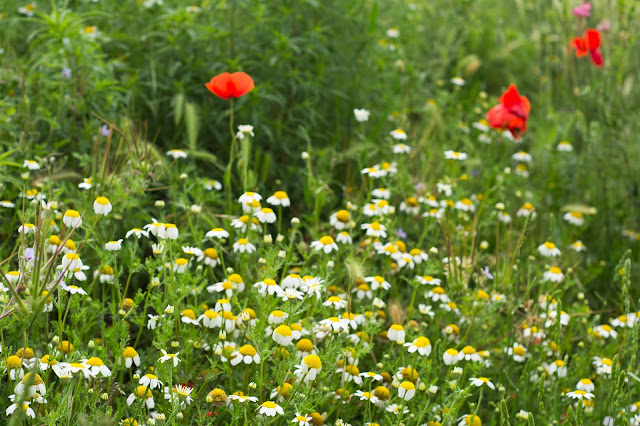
2,0,640,425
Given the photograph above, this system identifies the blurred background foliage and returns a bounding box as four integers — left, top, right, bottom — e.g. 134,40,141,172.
1,0,639,283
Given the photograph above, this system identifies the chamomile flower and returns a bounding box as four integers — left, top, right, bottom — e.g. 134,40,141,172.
426,286,450,303
235,124,255,139
516,202,536,218
593,324,618,339
83,357,111,377
543,266,564,282
295,354,322,382
365,275,390,291
310,236,338,253
396,254,415,270
443,348,460,365
576,378,595,392
385,324,404,343
0,201,16,208
121,347,141,368
93,197,112,215
611,314,635,328
593,357,613,375
105,239,123,251
336,232,352,244
455,198,475,212
204,179,222,191
273,325,294,346
233,238,256,253
170,384,194,405
258,401,284,417
362,222,387,238
557,141,574,152
566,390,594,400
393,143,411,154
18,223,36,235
180,309,199,325
399,197,420,214
361,166,384,178
238,192,261,205
354,108,371,122
23,160,40,170
506,343,528,362
78,178,92,189
404,337,431,356
423,208,444,219
397,381,416,401
389,128,407,140
323,296,347,310
6,400,35,419
291,413,313,426
18,4,36,17
158,350,181,367
564,211,585,226
538,241,561,257
444,150,468,160
126,228,148,239
166,149,187,159
318,317,350,333
147,314,160,330
329,210,351,230
256,208,277,223
230,345,261,366
544,360,568,377
512,151,532,163
571,240,587,252
460,346,482,362
457,415,482,426
62,210,82,228
386,404,409,415
415,275,440,286
469,377,495,389
266,191,291,207
140,374,162,390
371,187,390,199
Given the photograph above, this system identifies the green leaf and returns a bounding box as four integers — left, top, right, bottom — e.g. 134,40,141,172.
185,102,200,153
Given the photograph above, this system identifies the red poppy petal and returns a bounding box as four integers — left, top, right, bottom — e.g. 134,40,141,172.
206,73,233,100
487,104,511,129
500,84,528,119
229,72,255,98
589,48,604,67
586,29,601,50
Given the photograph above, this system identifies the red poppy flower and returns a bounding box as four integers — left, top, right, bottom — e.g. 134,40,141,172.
205,72,254,100
486,84,531,139
570,29,603,67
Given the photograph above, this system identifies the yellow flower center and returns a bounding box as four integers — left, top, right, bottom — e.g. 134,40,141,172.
319,236,335,245
239,345,257,356
275,325,292,337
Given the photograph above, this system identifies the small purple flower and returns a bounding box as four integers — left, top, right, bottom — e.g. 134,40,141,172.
23,247,36,264
471,169,480,177
572,2,592,18
413,182,425,191
61,67,72,79
482,266,494,280
395,228,407,239
100,124,112,137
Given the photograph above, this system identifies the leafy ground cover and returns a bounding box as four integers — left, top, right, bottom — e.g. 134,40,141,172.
1,0,640,425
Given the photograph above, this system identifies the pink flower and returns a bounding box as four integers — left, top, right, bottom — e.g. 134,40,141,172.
572,2,592,18
596,20,611,32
